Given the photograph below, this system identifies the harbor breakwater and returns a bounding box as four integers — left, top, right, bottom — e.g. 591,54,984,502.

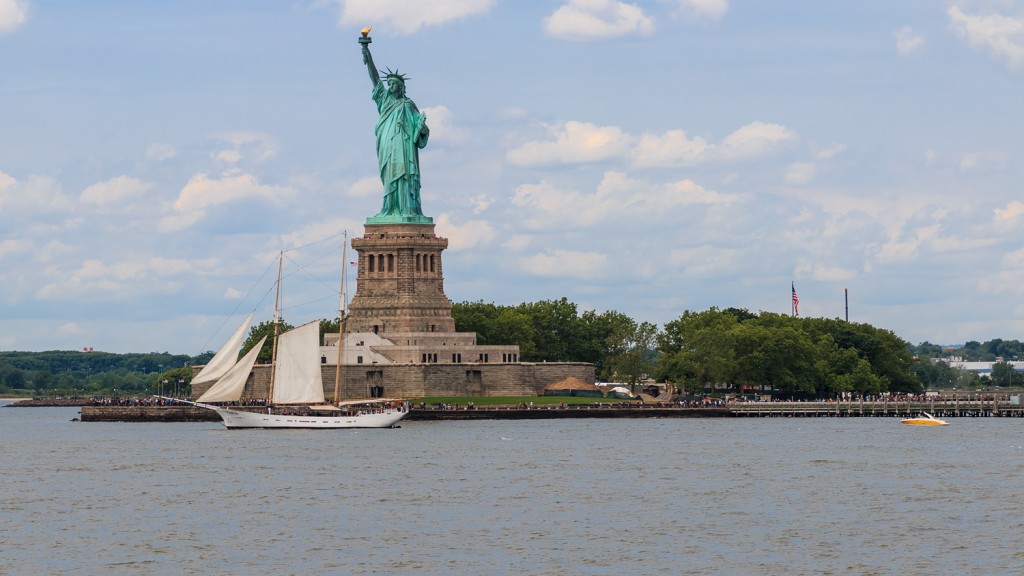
67,399,1024,422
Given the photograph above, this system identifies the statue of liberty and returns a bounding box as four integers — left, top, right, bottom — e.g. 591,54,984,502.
359,30,432,223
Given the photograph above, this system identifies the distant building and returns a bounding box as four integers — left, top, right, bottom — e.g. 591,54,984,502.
941,358,1024,376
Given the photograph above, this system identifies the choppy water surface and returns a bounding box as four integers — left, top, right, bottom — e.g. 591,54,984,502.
2,404,1023,575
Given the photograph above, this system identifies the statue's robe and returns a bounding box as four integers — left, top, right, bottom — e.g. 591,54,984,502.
372,82,428,217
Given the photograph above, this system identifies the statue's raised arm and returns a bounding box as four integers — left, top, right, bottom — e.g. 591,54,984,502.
359,28,380,87
357,30,432,224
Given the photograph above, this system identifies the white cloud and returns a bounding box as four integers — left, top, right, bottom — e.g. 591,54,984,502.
420,105,468,143
500,107,529,120
145,143,178,162
503,234,532,252
866,218,990,265
214,149,243,164
668,245,741,278
674,0,728,22
520,249,610,279
895,26,925,56
507,121,633,166
785,162,816,185
80,175,154,206
544,0,655,41
994,200,1024,230
1002,246,1024,267
0,169,14,191
959,152,980,173
512,171,738,229
801,262,857,282
349,175,382,198
816,143,846,160
948,5,1024,69
279,218,349,250
36,256,219,302
56,322,80,337
435,213,496,251
631,129,711,167
336,0,494,35
469,194,492,214
510,119,796,168
0,237,32,258
718,121,796,161
0,174,73,215
0,0,28,34
210,132,277,165
159,170,296,232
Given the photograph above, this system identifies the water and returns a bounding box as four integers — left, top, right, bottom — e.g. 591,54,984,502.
2,403,1022,575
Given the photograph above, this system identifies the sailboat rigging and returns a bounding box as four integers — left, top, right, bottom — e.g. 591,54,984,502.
166,240,407,429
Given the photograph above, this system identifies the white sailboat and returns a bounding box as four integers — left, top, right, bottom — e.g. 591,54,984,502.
172,246,407,429
190,312,254,391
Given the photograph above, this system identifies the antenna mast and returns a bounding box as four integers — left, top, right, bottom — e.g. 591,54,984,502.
332,232,348,403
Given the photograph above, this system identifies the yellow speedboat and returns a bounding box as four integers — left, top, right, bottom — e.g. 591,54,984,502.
901,412,949,426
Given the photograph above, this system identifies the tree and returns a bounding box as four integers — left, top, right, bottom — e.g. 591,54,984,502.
0,363,26,391
734,323,821,395
452,301,537,358
155,366,194,396
605,319,657,390
910,341,944,358
657,308,740,395
576,310,635,380
320,317,341,339
990,360,1015,387
243,319,293,363
516,298,580,362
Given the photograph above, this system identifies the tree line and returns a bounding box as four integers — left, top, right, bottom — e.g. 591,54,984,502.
0,350,210,396
908,338,1024,362
908,339,1024,389
4,298,1015,397
452,300,922,396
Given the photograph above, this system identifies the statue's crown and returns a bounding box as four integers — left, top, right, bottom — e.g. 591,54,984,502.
381,67,409,83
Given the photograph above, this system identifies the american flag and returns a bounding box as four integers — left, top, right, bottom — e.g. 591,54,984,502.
791,283,799,317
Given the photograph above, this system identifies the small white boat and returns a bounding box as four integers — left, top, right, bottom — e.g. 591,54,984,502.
901,412,949,426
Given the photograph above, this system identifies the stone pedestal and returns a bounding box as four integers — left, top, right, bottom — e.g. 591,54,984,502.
347,223,456,334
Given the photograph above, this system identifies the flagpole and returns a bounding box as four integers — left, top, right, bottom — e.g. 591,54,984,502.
845,288,849,322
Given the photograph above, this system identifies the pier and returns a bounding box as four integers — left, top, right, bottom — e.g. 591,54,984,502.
67,398,1024,422
727,398,1023,418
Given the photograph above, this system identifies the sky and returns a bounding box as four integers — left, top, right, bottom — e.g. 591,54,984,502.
1,0,1023,354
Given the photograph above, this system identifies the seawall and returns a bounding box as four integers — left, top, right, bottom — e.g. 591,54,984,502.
76,400,1024,422
81,405,220,422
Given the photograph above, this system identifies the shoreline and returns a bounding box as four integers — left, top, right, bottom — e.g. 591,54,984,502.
68,400,1024,422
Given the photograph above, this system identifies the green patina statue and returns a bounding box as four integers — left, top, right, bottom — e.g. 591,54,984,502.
359,30,432,224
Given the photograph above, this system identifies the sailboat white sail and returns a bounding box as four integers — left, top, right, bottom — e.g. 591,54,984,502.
191,312,254,387
195,336,266,403
272,321,325,405
171,247,407,429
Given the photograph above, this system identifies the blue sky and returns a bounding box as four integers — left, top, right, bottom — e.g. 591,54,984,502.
1,0,1023,354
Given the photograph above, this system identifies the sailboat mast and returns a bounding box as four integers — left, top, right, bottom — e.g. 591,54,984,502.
267,251,283,403
332,232,347,403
